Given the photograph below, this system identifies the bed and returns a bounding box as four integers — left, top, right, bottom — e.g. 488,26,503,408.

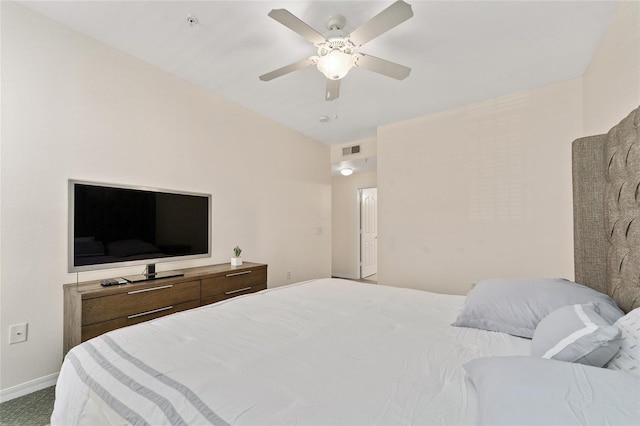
52,107,640,425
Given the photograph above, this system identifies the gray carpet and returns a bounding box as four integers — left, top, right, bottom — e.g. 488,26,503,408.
0,386,55,426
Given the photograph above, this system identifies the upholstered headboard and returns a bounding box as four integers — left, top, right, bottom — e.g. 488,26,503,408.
573,107,640,313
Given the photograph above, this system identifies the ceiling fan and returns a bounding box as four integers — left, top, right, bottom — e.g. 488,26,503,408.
259,1,413,101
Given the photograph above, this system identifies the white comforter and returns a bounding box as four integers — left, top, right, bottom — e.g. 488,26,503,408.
52,278,530,425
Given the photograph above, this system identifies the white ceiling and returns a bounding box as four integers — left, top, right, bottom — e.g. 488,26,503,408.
18,1,617,146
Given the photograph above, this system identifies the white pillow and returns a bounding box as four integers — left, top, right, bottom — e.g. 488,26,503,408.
464,356,640,426
607,307,640,376
531,303,621,367
452,278,624,338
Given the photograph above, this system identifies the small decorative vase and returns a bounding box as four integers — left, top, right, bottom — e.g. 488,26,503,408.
231,257,242,266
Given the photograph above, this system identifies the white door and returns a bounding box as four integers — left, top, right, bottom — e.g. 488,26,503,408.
360,188,378,278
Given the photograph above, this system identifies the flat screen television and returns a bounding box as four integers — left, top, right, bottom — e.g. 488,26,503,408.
69,180,211,281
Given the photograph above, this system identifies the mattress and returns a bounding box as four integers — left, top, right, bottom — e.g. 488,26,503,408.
52,278,530,425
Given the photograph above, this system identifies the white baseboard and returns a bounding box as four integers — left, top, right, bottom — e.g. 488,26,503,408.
331,273,357,280
0,372,58,403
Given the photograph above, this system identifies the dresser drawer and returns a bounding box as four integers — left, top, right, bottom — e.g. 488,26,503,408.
81,299,200,341
201,283,267,306
201,266,267,300
82,280,200,326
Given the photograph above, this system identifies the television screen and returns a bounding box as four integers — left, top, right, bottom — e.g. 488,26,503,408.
69,180,211,273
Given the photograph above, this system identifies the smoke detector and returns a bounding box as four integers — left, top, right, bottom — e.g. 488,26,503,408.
186,15,198,27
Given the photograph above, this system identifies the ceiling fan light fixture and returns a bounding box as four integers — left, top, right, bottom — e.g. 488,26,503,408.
261,1,413,98
317,49,354,80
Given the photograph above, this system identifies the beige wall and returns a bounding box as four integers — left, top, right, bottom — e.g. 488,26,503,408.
583,1,640,135
376,0,640,295
331,171,377,279
378,79,583,295
0,3,330,393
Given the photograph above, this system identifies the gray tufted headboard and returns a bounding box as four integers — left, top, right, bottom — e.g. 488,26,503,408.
573,107,640,313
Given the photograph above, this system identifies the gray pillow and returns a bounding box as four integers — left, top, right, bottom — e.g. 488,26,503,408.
452,278,624,338
531,303,621,367
464,356,640,425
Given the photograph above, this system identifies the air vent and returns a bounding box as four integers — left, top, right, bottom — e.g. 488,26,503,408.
342,145,361,156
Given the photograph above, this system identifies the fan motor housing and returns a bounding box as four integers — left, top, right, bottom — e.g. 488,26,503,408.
318,37,353,57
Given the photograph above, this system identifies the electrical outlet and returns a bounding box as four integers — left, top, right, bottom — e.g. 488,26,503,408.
287,271,292,280
9,323,28,345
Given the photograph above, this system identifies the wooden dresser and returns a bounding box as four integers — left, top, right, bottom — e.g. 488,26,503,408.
63,262,267,355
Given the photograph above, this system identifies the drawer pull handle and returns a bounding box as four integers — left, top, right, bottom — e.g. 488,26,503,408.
128,306,173,319
226,271,252,277
225,286,252,295
127,284,173,295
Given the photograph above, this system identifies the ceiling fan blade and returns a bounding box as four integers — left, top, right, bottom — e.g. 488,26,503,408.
355,53,411,80
348,0,413,47
268,9,326,45
325,79,340,101
259,57,316,81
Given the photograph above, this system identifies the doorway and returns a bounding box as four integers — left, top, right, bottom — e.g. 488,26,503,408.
359,187,378,282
